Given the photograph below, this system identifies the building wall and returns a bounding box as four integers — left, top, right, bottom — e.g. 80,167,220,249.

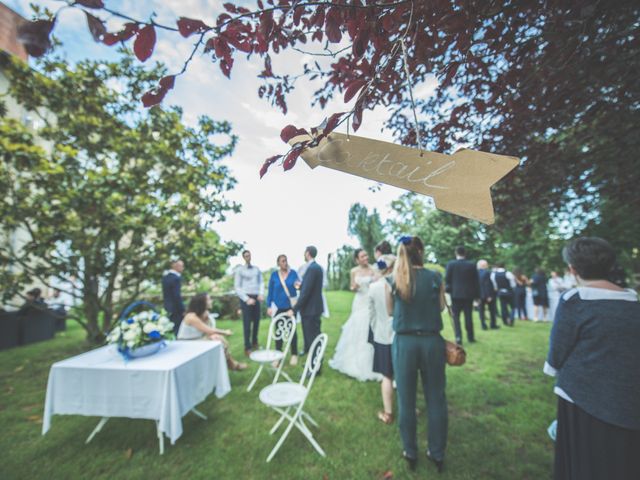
0,3,28,61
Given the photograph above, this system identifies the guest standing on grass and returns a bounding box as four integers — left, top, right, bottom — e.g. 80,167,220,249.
162,259,185,335
531,268,549,321
477,259,498,330
387,236,447,473
266,254,300,366
544,237,640,480
445,246,480,345
513,268,530,321
491,263,516,326
368,254,396,425
234,250,265,356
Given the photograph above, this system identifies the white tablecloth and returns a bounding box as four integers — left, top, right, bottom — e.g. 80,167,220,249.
42,340,231,444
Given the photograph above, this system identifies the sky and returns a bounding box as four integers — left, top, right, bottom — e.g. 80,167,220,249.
6,0,437,270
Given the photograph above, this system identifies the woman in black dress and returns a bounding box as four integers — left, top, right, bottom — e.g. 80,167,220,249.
531,268,549,321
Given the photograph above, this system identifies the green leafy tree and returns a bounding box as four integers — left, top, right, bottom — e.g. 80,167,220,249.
0,52,240,342
347,203,385,259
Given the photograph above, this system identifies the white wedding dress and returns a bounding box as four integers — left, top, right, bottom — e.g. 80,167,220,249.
329,275,382,381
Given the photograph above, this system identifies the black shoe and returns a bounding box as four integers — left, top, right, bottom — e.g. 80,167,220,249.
426,450,444,473
490,325,500,329
481,324,488,331
468,338,476,343
402,452,417,471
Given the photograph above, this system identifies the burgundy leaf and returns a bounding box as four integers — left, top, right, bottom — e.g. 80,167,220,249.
325,8,342,43
133,25,156,62
344,79,367,103
102,22,138,46
212,37,231,59
141,89,167,108
259,11,275,39
85,12,106,42
219,57,234,78
75,0,104,8
159,75,175,90
352,27,370,58
177,17,210,38
102,33,120,46
352,104,364,131
293,6,304,26
259,154,281,178
17,19,56,57
323,112,346,136
283,147,303,171
223,3,237,14
280,125,308,143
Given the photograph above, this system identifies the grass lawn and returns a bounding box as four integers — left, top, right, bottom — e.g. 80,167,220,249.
0,291,556,479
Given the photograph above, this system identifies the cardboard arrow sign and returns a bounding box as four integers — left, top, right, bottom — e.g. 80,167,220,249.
290,133,519,225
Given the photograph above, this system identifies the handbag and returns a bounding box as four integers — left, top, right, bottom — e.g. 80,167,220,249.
444,303,466,367
278,270,297,307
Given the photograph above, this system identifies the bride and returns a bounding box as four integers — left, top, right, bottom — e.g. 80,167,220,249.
329,248,382,381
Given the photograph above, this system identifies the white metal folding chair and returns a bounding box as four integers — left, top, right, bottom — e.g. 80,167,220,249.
246,313,296,392
259,333,328,462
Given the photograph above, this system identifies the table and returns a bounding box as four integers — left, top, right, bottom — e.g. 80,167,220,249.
42,340,231,454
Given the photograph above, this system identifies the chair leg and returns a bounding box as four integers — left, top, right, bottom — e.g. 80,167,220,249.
269,407,289,435
266,413,298,462
85,417,109,444
301,410,318,427
246,364,264,392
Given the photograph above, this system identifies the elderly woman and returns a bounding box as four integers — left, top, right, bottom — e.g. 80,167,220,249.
178,292,247,371
368,254,396,425
545,237,640,480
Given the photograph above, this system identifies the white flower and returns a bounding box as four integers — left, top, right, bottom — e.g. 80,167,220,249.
158,316,170,325
123,330,137,342
126,340,135,348
143,323,156,334
136,311,150,321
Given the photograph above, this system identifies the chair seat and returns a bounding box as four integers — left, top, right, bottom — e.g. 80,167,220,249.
250,349,284,363
259,382,307,408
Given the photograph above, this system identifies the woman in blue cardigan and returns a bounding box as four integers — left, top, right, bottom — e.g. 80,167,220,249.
545,237,640,480
266,254,301,366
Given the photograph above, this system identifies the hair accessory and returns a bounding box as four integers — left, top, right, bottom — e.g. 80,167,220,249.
398,235,412,245
376,260,388,270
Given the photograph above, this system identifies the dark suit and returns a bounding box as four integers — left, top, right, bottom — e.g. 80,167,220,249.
293,261,324,359
445,258,480,344
162,272,184,335
478,268,498,329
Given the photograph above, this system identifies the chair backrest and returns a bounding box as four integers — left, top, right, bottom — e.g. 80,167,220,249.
266,313,296,353
300,333,328,390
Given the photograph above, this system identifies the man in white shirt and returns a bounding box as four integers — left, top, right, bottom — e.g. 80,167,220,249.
234,250,264,356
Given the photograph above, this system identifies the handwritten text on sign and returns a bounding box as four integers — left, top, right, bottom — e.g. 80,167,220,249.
290,133,519,225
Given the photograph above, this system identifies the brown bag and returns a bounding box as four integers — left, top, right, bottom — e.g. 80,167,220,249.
445,339,466,366
444,303,466,367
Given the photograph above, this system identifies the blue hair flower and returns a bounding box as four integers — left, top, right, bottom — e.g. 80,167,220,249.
148,330,161,340
126,318,134,324
398,235,412,245
376,260,388,270
151,312,159,321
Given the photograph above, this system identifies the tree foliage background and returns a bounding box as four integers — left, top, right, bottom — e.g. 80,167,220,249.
0,51,240,342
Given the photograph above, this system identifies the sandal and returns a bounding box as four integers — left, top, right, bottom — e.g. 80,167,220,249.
377,410,394,425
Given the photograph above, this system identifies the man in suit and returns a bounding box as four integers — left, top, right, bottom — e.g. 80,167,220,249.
490,263,516,326
477,260,499,330
445,246,480,345
162,259,184,335
292,246,324,367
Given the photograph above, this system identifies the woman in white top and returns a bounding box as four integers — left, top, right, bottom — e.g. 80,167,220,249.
369,254,396,425
178,293,247,370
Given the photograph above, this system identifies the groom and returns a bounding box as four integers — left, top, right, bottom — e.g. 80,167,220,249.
291,246,324,364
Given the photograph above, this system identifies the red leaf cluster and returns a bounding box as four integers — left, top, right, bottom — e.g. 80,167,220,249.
280,125,308,143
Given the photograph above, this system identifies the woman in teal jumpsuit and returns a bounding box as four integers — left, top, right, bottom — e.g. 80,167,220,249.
386,235,448,472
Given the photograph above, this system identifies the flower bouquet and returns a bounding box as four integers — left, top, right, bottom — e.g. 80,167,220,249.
107,310,175,360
